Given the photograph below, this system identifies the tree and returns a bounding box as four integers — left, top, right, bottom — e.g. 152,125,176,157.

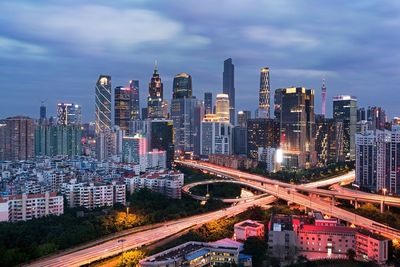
346,248,356,261
117,250,146,267
243,237,268,267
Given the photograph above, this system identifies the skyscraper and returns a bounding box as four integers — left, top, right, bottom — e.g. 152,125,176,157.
114,86,131,132
237,110,251,128
39,102,47,125
57,103,82,126
129,80,140,121
367,106,386,131
95,75,112,134
148,62,164,119
247,118,279,159
215,93,230,121
172,73,192,99
321,79,327,117
201,115,232,156
258,67,270,118
333,95,357,160
150,119,174,167
223,58,235,125
1,116,35,161
204,92,213,114
171,73,199,154
278,87,316,169
315,115,344,165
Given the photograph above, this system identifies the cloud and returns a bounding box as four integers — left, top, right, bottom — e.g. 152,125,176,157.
275,68,337,79
0,3,210,56
0,36,47,59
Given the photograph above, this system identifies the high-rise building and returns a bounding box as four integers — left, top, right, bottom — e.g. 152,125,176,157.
233,126,247,155
258,67,270,118
150,120,174,167
247,118,279,159
278,87,316,169
393,117,400,126
129,80,140,121
201,114,232,156
315,115,344,166
223,58,235,125
194,103,205,157
172,73,192,99
237,110,251,128
35,125,82,157
274,88,282,121
57,103,82,126
39,102,47,125
367,106,386,131
215,93,230,121
1,116,35,161
96,126,123,161
148,63,164,119
122,134,148,171
321,79,327,117
95,75,112,134
114,86,131,132
357,107,366,122
389,126,400,194
204,92,213,115
333,95,357,161
142,108,148,120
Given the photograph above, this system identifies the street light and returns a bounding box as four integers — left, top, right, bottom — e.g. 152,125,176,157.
118,239,126,263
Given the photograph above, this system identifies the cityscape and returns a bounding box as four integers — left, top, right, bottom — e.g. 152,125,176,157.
0,1,400,267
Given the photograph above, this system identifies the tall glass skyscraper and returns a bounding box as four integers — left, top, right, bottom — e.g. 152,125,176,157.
147,63,164,119
258,67,270,118
204,92,213,114
172,73,192,99
114,86,131,132
129,80,140,120
223,58,235,125
57,103,82,126
95,75,112,134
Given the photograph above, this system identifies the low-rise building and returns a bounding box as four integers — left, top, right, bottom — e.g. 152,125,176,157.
0,192,63,222
208,154,257,169
267,214,297,260
125,170,184,199
356,229,389,264
234,220,265,241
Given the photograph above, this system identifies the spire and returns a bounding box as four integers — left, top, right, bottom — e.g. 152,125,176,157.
154,59,158,74
321,78,327,117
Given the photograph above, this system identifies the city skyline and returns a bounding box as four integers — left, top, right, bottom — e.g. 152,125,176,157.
0,1,399,120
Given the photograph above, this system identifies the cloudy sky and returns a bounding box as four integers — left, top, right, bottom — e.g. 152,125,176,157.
0,0,399,121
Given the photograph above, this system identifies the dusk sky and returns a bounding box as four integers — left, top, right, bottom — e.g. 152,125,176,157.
0,0,399,121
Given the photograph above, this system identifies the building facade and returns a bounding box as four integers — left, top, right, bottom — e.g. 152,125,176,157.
247,118,279,160
150,120,174,168
114,86,132,132
129,80,140,121
215,93,230,122
204,92,213,115
258,67,270,118
57,103,82,126
148,64,164,119
223,58,235,125
201,115,232,157
95,75,112,134
315,115,344,165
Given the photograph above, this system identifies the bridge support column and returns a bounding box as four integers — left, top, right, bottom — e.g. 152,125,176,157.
332,196,336,206
354,199,359,209
380,200,385,213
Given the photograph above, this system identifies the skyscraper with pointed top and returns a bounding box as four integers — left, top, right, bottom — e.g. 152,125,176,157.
147,61,164,119
321,79,327,117
223,58,235,125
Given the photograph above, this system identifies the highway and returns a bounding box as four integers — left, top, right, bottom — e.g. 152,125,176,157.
27,196,277,267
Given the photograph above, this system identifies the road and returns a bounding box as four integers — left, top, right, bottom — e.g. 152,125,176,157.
27,196,276,267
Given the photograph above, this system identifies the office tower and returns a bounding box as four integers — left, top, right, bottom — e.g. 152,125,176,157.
129,80,140,121
233,126,247,155
172,73,192,99
194,103,205,157
258,67,270,118
204,92,213,114
35,125,82,157
122,134,148,171
357,108,366,122
150,119,174,167
237,110,251,128
247,118,279,159
142,108,148,120
215,93,230,121
333,95,357,161
315,115,344,166
161,100,169,119
278,87,316,169
114,86,131,132
1,116,34,161
57,103,82,126
223,58,235,125
274,88,282,121
95,75,112,134
321,79,327,117
0,121,6,160
147,62,164,119
367,106,386,131
39,102,47,125
389,126,400,194
96,126,123,161
201,115,232,156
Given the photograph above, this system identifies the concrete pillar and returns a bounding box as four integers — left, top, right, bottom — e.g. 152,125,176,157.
380,200,384,213
354,199,359,209
332,196,336,206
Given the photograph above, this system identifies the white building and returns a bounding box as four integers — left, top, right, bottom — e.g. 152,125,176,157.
201,114,232,157
125,170,184,199
234,220,265,241
0,192,64,222
122,134,148,172
61,180,126,209
147,149,167,169
258,147,281,172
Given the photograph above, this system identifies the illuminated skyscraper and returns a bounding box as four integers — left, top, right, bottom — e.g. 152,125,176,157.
258,67,270,118
278,87,316,169
95,75,112,134
247,118,279,159
321,79,327,117
223,58,235,125
150,119,174,167
215,93,230,121
172,73,192,99
129,80,140,120
237,110,251,128
57,103,82,126
148,62,164,119
333,95,357,160
201,115,232,156
114,86,131,132
204,92,213,114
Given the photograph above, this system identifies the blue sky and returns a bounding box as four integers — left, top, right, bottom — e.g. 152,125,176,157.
0,0,399,121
